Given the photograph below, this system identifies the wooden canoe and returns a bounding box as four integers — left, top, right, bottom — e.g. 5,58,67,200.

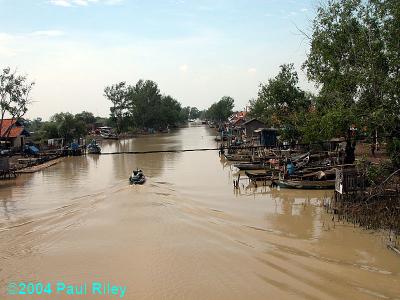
234,163,270,170
278,179,335,190
245,170,276,181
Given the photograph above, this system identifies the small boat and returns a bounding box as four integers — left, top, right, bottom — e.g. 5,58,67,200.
129,169,146,185
224,154,258,162
87,140,101,154
245,170,276,182
234,162,269,170
277,179,335,190
101,133,119,140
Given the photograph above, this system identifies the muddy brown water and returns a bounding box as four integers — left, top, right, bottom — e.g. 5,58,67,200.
0,125,399,299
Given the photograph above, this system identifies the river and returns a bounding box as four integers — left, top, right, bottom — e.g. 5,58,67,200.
0,125,399,299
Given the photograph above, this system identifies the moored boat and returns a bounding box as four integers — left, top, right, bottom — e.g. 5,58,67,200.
234,162,269,170
87,140,101,154
245,170,276,181
224,154,258,162
277,179,335,190
101,133,119,140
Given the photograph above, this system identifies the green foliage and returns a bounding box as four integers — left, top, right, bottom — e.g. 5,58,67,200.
303,0,400,143
179,106,190,123
366,160,394,186
39,122,59,141
0,67,34,138
50,112,86,142
105,79,189,131
387,138,400,169
75,111,96,125
249,64,311,142
24,112,108,144
189,107,200,120
104,82,129,134
205,96,234,123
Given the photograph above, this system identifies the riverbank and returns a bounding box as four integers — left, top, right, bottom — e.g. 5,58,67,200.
0,126,399,299
15,157,65,174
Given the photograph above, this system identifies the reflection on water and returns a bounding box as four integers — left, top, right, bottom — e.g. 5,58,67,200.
0,124,389,243
0,124,393,245
0,125,399,299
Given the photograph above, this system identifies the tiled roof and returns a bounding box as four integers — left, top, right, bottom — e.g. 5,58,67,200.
0,119,27,138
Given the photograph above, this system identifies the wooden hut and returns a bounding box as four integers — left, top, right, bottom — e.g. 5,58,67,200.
243,119,266,139
254,128,278,147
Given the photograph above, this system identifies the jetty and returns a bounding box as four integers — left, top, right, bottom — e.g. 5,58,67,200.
16,157,65,174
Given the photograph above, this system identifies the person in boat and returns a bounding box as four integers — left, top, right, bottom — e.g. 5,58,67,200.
286,159,295,176
219,144,225,156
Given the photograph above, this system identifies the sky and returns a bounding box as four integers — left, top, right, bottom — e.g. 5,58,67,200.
0,0,316,120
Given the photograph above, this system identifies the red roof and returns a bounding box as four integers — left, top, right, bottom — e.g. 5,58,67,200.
0,119,26,138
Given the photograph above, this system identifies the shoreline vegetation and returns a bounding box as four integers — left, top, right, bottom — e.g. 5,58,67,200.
0,0,399,243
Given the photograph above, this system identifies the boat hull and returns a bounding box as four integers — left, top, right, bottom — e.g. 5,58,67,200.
129,176,146,185
245,170,275,181
235,163,268,170
278,180,335,190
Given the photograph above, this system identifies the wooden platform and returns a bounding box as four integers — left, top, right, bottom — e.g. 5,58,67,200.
16,157,65,174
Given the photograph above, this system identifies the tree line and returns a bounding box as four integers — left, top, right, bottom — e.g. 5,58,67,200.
24,112,108,143
0,69,204,144
202,96,235,124
104,80,200,133
2,0,399,166
246,0,399,167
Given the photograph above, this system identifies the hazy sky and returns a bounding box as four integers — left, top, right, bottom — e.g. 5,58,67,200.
0,0,315,120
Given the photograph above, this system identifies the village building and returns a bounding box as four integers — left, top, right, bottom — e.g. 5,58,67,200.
227,111,247,141
0,119,30,151
255,128,278,147
242,118,266,138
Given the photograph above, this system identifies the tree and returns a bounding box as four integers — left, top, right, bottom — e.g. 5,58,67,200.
160,96,184,127
0,67,34,139
206,96,235,123
249,64,310,141
75,111,96,125
127,80,163,129
180,106,190,123
189,107,200,120
303,0,400,142
104,82,129,134
50,113,86,143
105,79,189,131
39,122,59,141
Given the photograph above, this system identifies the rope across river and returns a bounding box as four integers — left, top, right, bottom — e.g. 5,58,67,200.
99,145,279,155
100,147,222,155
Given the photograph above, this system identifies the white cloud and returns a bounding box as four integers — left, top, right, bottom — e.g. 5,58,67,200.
300,8,308,12
179,64,188,72
73,0,89,6
50,0,71,6
104,0,123,5
30,30,64,37
247,67,257,74
49,0,122,7
0,32,14,41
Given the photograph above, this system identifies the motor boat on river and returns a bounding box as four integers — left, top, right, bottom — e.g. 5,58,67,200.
129,169,146,185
